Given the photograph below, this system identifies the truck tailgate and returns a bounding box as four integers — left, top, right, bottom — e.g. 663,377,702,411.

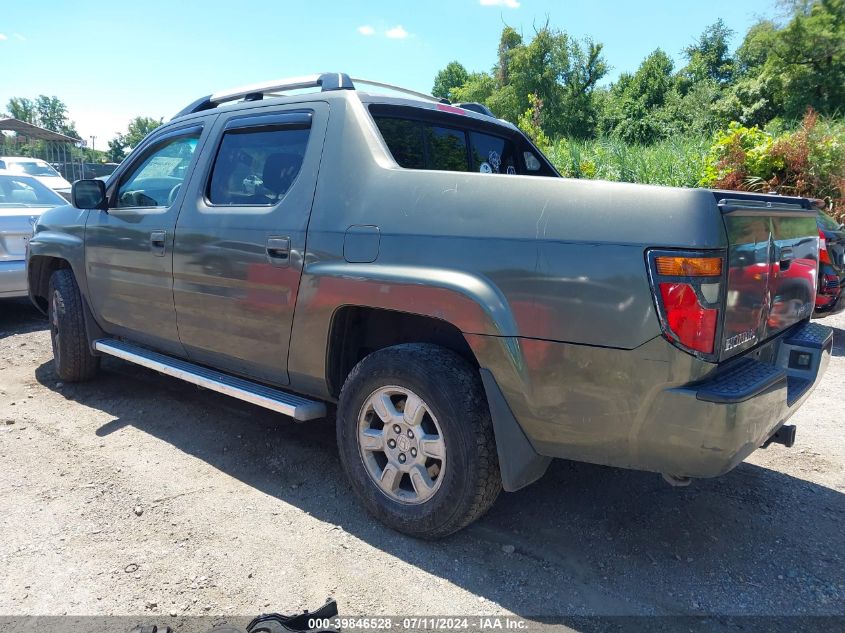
718,193,819,360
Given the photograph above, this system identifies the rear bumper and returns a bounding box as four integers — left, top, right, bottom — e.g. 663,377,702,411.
632,321,832,478
0,260,27,298
470,320,833,486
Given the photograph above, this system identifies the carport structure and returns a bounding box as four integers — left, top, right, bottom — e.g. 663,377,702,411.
0,117,84,181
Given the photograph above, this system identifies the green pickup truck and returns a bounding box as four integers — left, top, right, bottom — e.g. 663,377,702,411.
27,73,832,538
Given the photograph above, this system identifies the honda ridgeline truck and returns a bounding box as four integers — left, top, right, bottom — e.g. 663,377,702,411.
27,73,833,538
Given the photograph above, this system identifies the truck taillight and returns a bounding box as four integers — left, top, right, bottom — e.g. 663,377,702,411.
658,283,718,354
819,228,831,264
647,250,724,359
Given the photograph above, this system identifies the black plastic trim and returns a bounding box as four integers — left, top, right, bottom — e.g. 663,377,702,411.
695,357,787,404
172,95,214,120
479,368,551,492
223,111,312,132
318,72,354,91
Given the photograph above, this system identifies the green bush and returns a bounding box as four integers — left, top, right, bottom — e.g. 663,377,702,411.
542,111,844,218
698,110,845,212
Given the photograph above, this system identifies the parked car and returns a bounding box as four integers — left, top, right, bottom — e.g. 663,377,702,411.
814,210,845,317
0,156,72,197
0,173,68,298
27,73,832,538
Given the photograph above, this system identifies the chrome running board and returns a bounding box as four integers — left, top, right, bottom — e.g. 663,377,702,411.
93,339,326,421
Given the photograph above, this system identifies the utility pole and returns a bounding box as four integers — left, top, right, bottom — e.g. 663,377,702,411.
90,136,96,163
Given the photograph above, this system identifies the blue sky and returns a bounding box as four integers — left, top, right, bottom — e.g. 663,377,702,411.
2,0,777,146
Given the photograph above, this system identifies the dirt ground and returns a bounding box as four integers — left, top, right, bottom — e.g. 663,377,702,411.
1,298,843,627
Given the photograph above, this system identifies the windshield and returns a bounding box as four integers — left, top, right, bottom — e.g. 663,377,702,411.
6,159,62,177
0,174,67,207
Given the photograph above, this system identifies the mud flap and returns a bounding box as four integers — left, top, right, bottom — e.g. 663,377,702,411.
479,368,551,492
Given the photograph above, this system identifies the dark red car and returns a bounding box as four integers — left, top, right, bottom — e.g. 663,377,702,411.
814,210,845,317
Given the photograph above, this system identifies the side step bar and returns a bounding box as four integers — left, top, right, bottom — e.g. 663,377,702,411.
93,339,326,421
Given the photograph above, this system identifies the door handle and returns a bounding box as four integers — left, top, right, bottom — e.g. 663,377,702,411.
150,230,166,257
266,236,291,267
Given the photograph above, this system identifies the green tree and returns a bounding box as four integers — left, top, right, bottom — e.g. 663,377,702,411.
771,0,845,118
679,19,736,89
106,116,164,163
432,61,470,100
501,25,608,138
7,97,37,123
5,95,79,138
451,72,497,104
602,49,676,143
495,26,523,85
106,137,127,163
722,1,845,123
124,116,163,149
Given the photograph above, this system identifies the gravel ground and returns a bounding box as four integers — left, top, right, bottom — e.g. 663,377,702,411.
1,298,843,627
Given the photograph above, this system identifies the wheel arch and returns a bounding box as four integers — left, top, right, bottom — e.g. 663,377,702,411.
27,255,72,313
325,305,478,398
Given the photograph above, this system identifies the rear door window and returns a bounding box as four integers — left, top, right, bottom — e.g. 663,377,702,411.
207,126,309,206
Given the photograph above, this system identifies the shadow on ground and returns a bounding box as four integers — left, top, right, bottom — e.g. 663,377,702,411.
33,357,845,622
0,299,46,340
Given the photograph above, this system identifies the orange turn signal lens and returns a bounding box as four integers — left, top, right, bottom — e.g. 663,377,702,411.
655,256,722,277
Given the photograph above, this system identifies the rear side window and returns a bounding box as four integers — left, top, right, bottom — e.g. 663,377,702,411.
425,126,468,172
373,114,551,176
208,127,309,205
372,118,425,169
470,131,516,174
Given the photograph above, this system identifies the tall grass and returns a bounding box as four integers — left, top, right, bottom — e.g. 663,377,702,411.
545,135,711,188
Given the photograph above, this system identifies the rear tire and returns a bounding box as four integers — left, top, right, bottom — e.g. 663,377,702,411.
48,269,100,382
337,343,501,538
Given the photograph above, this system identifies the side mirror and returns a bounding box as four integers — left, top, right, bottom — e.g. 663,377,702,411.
71,179,108,211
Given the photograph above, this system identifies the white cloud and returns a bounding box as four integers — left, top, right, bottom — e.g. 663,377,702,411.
357,25,375,36
479,0,520,7
0,34,8,41
13,33,25,41
385,25,409,39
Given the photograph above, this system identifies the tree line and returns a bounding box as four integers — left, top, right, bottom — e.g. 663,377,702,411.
432,0,845,145
2,95,162,164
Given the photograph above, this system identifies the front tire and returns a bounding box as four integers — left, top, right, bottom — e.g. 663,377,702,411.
337,344,501,538
48,269,100,382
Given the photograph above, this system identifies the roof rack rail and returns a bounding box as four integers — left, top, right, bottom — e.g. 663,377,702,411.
172,72,355,119
349,78,445,104
173,72,454,120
